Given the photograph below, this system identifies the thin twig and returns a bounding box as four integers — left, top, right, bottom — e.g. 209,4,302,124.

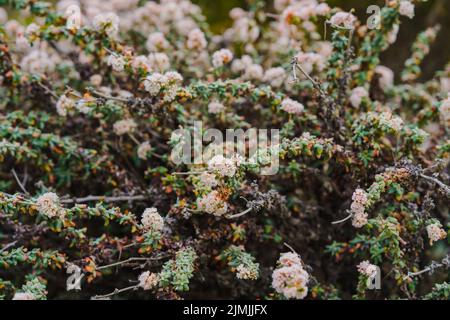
419,174,450,196
0,241,18,253
92,284,140,300
284,242,298,255
90,89,130,103
292,57,326,96
96,255,170,271
11,169,29,195
171,171,206,176
36,82,59,100
60,194,147,204
226,207,253,219
332,212,353,225
404,255,449,280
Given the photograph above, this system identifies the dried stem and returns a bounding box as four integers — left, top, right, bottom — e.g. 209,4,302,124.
226,207,253,219
332,212,353,225
92,284,140,300
96,255,170,271
11,169,29,196
60,194,148,204
419,174,450,196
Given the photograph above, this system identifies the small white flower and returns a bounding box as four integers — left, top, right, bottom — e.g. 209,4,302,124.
272,264,309,299
208,155,238,177
281,98,304,115
208,101,225,114
350,87,369,108
56,94,75,116
131,55,150,71
146,32,170,52
141,208,164,233
144,73,167,96
199,172,218,188
197,190,228,216
426,222,447,245
12,292,36,300
296,52,326,74
148,53,170,72
107,54,126,72
138,271,159,290
212,49,234,68
440,94,450,123
93,13,119,37
36,192,64,219
399,1,415,19
243,64,264,80
329,12,357,29
186,28,207,50
350,189,369,228
357,261,378,277
113,119,137,136
137,142,152,160
236,264,258,280
375,65,394,89
278,252,302,267
89,74,103,86
263,67,286,88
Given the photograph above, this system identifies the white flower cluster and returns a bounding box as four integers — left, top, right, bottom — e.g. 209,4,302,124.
92,12,120,37
212,49,234,68
350,87,369,108
199,172,218,188
138,271,159,290
113,119,137,136
280,0,330,26
207,154,241,177
440,94,450,124
357,260,378,277
236,264,259,280
231,55,263,81
399,1,415,19
56,94,75,117
186,28,207,50
281,98,305,115
375,65,394,89
141,207,164,233
263,67,287,88
350,188,369,228
143,71,183,101
12,292,36,300
106,54,126,72
196,190,228,216
224,9,260,43
208,101,225,114
147,53,171,72
146,32,171,52
137,142,152,160
272,252,309,299
329,12,357,29
36,192,64,219
426,222,447,245
295,51,326,74
20,48,58,74
379,112,404,133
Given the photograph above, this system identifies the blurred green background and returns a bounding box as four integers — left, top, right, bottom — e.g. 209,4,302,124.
193,0,450,80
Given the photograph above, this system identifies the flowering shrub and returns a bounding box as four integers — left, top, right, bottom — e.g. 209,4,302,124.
0,0,449,300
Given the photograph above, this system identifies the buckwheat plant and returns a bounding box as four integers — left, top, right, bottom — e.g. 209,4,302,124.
0,0,449,300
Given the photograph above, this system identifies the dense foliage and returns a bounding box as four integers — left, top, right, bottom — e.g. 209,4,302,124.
0,0,449,300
